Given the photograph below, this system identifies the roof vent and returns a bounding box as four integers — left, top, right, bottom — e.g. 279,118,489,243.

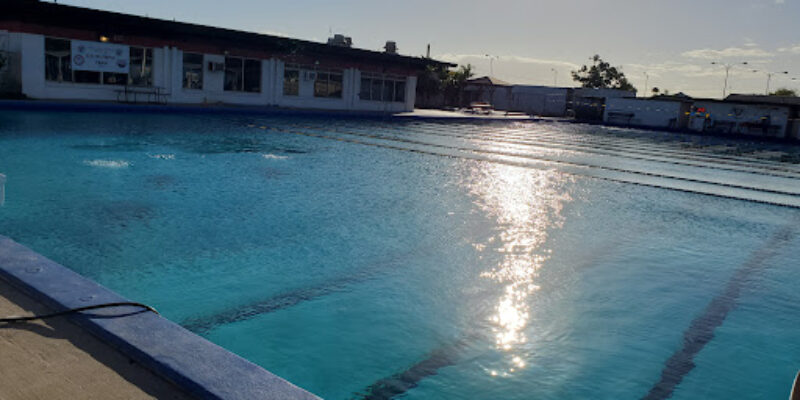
327,34,352,48
384,41,397,54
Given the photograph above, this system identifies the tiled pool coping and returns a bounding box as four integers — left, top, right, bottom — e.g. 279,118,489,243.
0,235,320,400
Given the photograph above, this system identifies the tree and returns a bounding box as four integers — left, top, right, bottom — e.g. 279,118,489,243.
416,65,448,107
415,64,474,108
769,88,797,97
442,64,474,106
651,87,660,96
571,55,636,92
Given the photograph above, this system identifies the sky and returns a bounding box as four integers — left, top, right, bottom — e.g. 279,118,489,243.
56,0,800,98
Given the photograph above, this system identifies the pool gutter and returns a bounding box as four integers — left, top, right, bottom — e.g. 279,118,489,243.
0,235,320,400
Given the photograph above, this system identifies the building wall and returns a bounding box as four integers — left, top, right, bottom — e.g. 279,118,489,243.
604,98,689,129
9,33,416,112
464,85,569,116
510,86,568,116
688,101,790,139
789,119,800,141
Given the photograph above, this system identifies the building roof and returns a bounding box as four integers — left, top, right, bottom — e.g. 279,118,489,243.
2,0,455,71
466,76,512,86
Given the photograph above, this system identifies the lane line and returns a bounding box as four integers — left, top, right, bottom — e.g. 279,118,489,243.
643,226,796,400
261,125,800,205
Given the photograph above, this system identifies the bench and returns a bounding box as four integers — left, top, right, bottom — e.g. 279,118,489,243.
115,86,168,105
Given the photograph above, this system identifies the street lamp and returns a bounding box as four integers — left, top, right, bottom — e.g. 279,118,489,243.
484,54,499,76
550,68,558,86
711,61,749,98
763,71,789,95
643,72,649,98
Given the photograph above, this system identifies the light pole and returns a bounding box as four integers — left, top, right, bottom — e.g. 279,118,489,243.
763,71,789,95
643,72,649,98
484,54,499,77
711,61,749,99
550,68,558,86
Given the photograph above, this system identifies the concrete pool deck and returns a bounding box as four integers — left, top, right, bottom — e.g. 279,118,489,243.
0,236,320,400
0,279,192,399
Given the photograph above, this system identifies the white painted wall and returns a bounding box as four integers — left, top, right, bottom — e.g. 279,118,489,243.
604,98,686,129
10,33,417,112
510,86,568,116
464,85,569,116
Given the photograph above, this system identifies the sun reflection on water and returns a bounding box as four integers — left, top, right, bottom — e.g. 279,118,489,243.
464,155,572,376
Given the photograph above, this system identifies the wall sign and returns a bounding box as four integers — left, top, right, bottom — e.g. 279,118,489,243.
71,40,130,73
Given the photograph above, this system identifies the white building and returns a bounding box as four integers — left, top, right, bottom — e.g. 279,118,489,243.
464,77,636,119
1,0,452,113
688,100,791,139
604,97,691,130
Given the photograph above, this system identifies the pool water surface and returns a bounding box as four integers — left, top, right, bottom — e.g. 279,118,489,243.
0,110,799,399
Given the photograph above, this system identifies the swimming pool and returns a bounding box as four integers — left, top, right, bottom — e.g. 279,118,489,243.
1,109,798,399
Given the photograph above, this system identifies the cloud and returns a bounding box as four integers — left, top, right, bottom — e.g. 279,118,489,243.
259,30,290,38
681,46,773,60
438,53,580,70
626,61,718,77
778,44,800,54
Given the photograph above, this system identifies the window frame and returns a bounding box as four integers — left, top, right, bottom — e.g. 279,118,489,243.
224,56,262,93
283,64,300,96
182,52,204,90
313,68,344,99
359,73,406,103
128,47,153,87
45,37,72,83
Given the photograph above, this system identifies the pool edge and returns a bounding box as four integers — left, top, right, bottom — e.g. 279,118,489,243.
0,235,320,400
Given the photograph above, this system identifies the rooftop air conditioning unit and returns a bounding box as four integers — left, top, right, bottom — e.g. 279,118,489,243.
384,41,397,54
208,62,225,72
327,34,352,48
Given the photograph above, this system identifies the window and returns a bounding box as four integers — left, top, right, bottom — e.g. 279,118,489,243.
244,59,261,92
183,53,203,89
103,72,128,85
224,57,242,91
359,74,406,103
128,47,153,87
224,56,261,92
283,66,299,96
394,81,406,102
44,37,152,87
45,38,72,82
382,80,394,102
313,70,343,98
74,70,101,84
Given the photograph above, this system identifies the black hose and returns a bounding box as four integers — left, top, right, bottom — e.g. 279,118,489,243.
0,302,159,323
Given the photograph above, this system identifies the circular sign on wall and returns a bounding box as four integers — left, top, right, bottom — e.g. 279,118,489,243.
73,54,85,66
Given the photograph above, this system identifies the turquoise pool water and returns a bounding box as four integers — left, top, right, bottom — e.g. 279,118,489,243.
1,109,799,399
